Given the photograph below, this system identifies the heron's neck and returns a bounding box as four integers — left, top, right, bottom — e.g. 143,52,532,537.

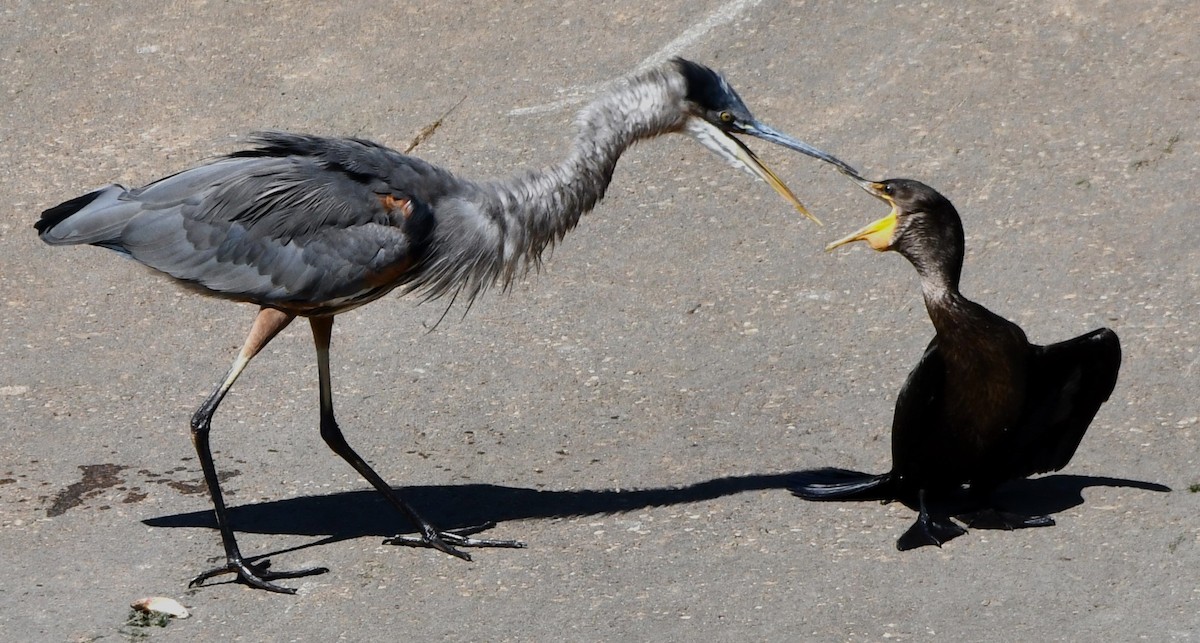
408,66,686,304
487,67,685,272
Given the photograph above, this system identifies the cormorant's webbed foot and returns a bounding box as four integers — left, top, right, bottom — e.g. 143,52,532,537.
897,514,967,550
189,556,329,594
960,508,1056,530
383,521,526,560
896,489,967,551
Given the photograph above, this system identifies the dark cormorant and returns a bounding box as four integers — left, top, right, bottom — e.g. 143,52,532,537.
791,177,1121,550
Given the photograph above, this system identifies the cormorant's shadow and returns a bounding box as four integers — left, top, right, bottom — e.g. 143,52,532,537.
143,472,1168,542
989,474,1169,516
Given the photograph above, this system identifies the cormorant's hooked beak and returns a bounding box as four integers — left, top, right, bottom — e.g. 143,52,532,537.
825,178,898,252
685,117,854,226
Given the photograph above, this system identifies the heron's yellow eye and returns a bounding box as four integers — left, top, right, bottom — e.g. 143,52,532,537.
719,111,733,123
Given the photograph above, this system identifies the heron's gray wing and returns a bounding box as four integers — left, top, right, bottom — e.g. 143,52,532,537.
114,148,438,309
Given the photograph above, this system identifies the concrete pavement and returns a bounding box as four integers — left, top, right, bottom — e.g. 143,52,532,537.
1,1,1196,640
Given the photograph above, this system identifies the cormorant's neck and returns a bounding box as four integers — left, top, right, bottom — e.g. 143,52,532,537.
920,279,975,338
898,233,973,336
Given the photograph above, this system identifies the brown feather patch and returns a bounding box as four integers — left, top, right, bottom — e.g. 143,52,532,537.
379,194,413,219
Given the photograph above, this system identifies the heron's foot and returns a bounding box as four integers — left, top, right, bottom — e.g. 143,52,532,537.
383,521,526,560
897,513,967,551
960,508,1056,531
189,556,329,594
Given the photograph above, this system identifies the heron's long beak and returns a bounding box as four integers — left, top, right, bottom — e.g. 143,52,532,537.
684,117,822,224
741,122,861,179
825,178,897,252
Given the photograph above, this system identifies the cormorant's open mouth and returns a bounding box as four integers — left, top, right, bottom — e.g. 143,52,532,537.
826,178,898,252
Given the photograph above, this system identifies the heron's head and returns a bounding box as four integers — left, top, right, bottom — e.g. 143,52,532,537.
672,58,858,223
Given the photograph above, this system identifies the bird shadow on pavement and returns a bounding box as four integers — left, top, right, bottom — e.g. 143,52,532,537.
143,472,1168,546
989,474,1170,516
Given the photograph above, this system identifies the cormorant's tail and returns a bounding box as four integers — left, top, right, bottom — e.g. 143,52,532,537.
789,468,896,501
35,185,135,253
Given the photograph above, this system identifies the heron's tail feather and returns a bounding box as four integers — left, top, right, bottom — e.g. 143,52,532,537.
36,185,136,253
789,467,896,501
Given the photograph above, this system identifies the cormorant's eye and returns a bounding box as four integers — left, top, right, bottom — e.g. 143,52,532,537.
718,110,734,123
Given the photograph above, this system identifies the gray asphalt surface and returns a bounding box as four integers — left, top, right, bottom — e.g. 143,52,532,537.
2,1,1197,640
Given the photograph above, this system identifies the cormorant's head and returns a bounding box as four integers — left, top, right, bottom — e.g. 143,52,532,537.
671,58,858,224
825,178,960,255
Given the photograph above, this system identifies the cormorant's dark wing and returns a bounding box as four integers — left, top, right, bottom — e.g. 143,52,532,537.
791,340,948,505
37,133,450,311
889,338,946,481
1011,328,1121,476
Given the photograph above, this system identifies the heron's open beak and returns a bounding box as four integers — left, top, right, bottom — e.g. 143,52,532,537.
684,117,833,224
741,122,860,178
825,178,898,252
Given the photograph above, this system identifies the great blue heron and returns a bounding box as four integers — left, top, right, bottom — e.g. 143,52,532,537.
36,58,855,593
791,178,1120,550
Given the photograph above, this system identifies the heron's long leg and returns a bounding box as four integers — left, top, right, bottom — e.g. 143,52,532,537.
188,307,328,594
308,316,524,559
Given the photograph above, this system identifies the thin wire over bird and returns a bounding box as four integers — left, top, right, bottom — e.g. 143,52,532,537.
36,58,856,593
